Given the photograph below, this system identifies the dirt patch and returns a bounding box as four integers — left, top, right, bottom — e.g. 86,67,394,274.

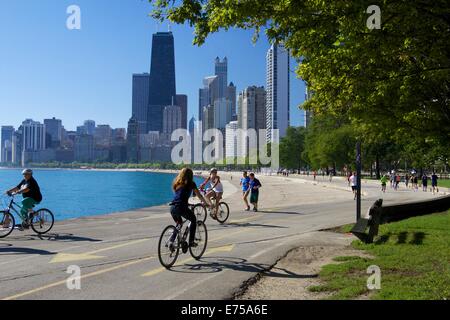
235,235,372,300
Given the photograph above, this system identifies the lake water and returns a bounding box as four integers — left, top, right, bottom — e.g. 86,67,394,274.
0,169,203,221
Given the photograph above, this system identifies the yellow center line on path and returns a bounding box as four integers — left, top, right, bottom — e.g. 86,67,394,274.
2,256,155,301
50,238,149,263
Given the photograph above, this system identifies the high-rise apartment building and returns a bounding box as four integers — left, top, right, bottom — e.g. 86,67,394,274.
22,119,46,151
132,73,151,134
215,57,228,99
227,82,237,117
1,126,14,163
225,121,239,159
44,117,62,148
266,43,290,143
238,86,267,131
127,116,139,163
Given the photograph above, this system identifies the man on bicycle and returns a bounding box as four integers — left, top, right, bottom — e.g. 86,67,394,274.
5,169,43,230
170,168,208,248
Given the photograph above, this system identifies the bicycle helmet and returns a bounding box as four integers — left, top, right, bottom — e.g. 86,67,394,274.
210,168,218,174
22,168,33,175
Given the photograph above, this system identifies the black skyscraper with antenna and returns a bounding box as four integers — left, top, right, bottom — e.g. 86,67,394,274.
147,32,176,133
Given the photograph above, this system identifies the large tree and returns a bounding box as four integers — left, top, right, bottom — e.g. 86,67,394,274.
150,0,450,150
279,126,307,170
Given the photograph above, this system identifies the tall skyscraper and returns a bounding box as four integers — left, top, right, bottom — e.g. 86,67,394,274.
22,119,46,151
1,126,14,163
199,75,219,121
132,73,151,134
238,86,267,131
44,117,62,148
215,57,228,99
127,116,139,163
148,32,176,133
12,127,23,165
175,94,188,130
227,82,237,117
266,43,290,143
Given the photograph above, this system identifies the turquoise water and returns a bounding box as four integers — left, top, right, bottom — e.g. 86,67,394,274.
0,169,202,221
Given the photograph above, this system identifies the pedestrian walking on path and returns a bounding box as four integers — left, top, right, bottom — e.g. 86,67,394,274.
381,174,388,193
349,172,358,200
249,173,262,212
431,173,439,194
422,173,428,192
240,171,251,211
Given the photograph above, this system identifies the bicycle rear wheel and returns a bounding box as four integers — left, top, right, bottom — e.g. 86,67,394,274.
189,221,208,260
193,203,207,223
158,225,180,269
216,202,230,224
30,209,54,235
0,211,15,238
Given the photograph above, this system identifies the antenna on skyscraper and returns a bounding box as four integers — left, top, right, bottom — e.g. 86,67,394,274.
168,24,172,32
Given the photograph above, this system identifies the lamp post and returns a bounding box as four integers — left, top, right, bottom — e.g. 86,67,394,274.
356,141,362,221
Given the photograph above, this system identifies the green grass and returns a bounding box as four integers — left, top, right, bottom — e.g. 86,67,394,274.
310,211,450,300
439,179,450,188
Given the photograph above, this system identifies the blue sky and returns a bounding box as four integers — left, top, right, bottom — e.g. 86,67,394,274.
0,0,306,131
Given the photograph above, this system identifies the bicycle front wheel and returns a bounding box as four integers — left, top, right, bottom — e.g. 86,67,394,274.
158,225,180,269
216,202,230,224
193,203,207,223
189,221,208,260
30,209,54,235
0,211,15,238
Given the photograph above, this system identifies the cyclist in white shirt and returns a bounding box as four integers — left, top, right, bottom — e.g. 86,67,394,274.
199,168,223,219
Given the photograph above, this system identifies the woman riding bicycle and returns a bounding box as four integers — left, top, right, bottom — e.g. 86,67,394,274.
199,168,223,220
170,168,208,247
5,169,42,230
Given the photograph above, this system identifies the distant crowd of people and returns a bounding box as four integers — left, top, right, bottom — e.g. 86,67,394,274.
380,171,440,194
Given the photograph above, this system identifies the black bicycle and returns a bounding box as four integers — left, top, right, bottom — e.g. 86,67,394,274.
158,214,208,269
0,194,54,238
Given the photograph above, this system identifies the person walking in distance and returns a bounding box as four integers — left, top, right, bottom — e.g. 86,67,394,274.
349,172,358,200
421,173,428,192
249,173,262,212
394,173,401,190
381,174,388,193
413,175,419,192
431,172,439,194
240,171,251,211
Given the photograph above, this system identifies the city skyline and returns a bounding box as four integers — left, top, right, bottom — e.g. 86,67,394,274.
0,0,306,131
